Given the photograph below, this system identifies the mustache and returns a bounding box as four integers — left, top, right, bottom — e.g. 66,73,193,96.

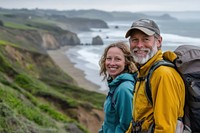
132,48,151,53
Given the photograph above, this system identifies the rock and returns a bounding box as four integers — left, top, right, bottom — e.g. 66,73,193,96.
91,35,103,45
115,25,119,29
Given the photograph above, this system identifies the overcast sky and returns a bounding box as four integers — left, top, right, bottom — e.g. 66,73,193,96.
0,0,199,12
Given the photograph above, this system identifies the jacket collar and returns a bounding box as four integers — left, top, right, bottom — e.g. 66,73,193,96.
107,73,135,92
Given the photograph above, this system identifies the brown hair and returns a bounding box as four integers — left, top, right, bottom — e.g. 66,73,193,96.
99,41,137,80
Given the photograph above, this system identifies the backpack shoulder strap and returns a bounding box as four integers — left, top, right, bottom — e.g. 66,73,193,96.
146,60,175,105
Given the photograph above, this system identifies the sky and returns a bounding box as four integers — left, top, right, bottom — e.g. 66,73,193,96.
0,0,200,12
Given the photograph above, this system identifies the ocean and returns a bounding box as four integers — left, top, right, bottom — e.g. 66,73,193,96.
66,18,200,93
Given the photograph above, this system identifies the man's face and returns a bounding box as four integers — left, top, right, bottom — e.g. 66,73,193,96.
129,30,162,65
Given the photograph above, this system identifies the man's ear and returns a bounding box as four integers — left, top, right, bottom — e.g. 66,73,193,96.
157,36,162,49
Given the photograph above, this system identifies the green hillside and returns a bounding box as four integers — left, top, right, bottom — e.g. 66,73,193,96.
0,9,105,133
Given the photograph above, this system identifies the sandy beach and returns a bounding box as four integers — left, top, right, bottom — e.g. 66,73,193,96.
47,46,106,94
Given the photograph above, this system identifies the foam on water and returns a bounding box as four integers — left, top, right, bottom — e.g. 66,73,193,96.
77,47,100,70
162,33,200,46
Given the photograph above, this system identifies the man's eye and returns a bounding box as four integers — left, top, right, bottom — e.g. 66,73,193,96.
130,38,137,42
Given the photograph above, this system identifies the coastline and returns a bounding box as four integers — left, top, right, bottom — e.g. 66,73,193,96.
47,46,106,95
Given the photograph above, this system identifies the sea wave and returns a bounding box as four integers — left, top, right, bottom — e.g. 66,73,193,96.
66,21,200,92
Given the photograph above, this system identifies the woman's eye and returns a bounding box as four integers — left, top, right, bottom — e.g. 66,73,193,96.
115,58,121,61
106,57,111,60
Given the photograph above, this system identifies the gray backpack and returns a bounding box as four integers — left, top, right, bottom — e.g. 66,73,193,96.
145,45,200,132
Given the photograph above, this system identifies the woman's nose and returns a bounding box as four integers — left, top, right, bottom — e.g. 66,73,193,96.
109,59,116,65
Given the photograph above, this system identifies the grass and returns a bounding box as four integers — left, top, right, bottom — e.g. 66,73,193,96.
0,42,105,132
4,21,37,30
0,83,56,127
0,40,18,47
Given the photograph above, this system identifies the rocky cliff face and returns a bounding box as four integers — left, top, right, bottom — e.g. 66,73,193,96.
41,31,80,50
42,33,60,49
57,32,81,46
0,26,81,51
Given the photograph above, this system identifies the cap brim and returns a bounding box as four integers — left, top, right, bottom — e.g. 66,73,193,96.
125,27,155,38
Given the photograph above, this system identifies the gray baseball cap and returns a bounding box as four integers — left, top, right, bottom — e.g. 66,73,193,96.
125,19,160,38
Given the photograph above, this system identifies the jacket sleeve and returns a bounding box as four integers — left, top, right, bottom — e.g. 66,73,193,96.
115,81,134,133
152,67,185,133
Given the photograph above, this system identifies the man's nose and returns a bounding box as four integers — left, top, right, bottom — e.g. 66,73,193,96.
136,40,144,48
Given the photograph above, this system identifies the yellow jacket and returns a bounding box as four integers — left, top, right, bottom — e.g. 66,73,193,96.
126,50,185,133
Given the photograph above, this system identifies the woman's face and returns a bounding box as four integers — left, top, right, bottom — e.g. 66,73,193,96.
105,47,126,79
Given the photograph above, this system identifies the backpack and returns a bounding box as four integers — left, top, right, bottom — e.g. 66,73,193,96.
145,45,200,132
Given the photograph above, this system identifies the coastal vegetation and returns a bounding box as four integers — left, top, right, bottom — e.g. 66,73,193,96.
0,8,106,133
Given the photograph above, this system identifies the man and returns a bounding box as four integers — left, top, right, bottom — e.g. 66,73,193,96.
125,19,185,133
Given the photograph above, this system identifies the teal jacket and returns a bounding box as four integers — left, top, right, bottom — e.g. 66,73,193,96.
99,73,136,133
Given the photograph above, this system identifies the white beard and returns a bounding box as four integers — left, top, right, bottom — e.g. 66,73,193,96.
131,43,158,65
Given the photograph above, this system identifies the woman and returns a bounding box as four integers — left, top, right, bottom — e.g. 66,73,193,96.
98,41,137,133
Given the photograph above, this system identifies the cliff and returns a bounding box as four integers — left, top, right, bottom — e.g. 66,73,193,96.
0,25,81,51
0,43,105,133
0,10,106,133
